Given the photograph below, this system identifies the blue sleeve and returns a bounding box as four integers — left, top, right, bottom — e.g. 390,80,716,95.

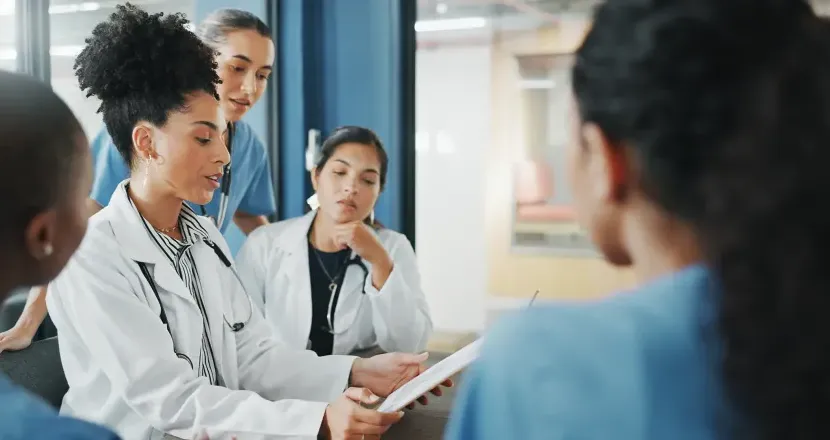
36,417,122,439
446,306,643,440
89,130,130,207
5,390,122,440
445,313,557,440
237,136,276,216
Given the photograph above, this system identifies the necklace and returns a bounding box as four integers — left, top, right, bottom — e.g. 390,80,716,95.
156,223,179,234
310,244,350,295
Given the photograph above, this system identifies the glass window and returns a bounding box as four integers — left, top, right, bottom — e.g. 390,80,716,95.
512,53,592,251
416,0,629,330
49,0,196,139
0,0,15,71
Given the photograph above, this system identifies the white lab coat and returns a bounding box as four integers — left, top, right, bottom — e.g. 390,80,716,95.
235,211,432,355
46,182,355,440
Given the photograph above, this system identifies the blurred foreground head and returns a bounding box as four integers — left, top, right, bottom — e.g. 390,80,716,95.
569,0,830,438
0,70,91,294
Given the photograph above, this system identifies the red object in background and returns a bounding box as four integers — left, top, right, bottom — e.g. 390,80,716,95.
514,160,576,222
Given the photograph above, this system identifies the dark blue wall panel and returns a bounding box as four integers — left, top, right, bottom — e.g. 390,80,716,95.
278,0,414,239
276,0,312,220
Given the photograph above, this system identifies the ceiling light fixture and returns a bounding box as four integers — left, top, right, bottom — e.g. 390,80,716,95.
415,17,488,32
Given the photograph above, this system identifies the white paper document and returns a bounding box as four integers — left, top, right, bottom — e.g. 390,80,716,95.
377,338,484,413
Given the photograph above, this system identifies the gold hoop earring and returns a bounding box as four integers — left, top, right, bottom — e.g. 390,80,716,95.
143,157,151,188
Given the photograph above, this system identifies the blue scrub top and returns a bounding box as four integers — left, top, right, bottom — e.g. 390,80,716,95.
446,265,736,440
0,373,120,439
89,120,277,235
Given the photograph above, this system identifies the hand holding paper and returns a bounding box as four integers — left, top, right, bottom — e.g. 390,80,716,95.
321,388,403,439
350,352,454,410
377,339,482,413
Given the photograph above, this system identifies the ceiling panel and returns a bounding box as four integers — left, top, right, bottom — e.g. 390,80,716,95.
418,0,830,20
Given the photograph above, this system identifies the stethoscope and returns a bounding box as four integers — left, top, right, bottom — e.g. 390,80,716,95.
199,122,234,229
323,255,371,335
136,239,253,369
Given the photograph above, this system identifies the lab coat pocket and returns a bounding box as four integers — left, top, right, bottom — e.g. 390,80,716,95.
163,302,202,370
267,271,311,348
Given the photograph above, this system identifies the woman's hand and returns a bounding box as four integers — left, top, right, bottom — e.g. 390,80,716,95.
350,353,454,407
333,222,390,267
0,323,37,354
333,222,393,288
321,387,403,440
192,430,236,440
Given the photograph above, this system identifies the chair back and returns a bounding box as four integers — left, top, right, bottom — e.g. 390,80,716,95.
0,336,67,408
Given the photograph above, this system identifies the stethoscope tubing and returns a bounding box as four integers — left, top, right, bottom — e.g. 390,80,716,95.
325,256,369,335
137,240,253,368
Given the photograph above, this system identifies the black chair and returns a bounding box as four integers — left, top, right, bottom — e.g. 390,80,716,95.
0,336,67,408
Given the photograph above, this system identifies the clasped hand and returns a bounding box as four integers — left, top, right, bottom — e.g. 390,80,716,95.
320,352,454,440
332,222,389,267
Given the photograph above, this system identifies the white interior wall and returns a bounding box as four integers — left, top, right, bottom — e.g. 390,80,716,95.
415,44,491,333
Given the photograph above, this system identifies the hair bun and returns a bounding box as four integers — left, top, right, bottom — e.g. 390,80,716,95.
75,3,217,102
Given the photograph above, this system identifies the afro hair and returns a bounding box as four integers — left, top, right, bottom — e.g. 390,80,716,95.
74,2,221,167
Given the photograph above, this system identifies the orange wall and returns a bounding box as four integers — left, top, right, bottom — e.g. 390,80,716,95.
486,20,637,300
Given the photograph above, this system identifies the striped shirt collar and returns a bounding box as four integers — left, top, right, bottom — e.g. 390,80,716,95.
125,186,211,256
176,203,210,245
142,203,209,263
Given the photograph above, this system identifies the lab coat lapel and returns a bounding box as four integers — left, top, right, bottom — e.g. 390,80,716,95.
190,238,233,384
106,181,197,306
276,211,316,344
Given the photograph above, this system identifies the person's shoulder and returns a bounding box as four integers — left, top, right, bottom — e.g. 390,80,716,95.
249,216,303,243
375,228,415,255
19,415,120,440
241,216,307,257
478,265,716,406
481,297,643,378
232,120,266,156
233,119,255,137
0,378,119,440
491,265,713,360
376,227,406,241
67,205,131,270
467,296,650,434
80,208,120,249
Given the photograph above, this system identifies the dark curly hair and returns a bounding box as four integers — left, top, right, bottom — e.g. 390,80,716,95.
574,0,830,438
74,2,220,168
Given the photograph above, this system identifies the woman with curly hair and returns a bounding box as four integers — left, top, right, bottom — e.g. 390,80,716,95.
45,4,441,439
0,7,278,354
447,0,830,439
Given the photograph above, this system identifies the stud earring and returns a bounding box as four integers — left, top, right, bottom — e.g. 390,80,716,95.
43,243,53,257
